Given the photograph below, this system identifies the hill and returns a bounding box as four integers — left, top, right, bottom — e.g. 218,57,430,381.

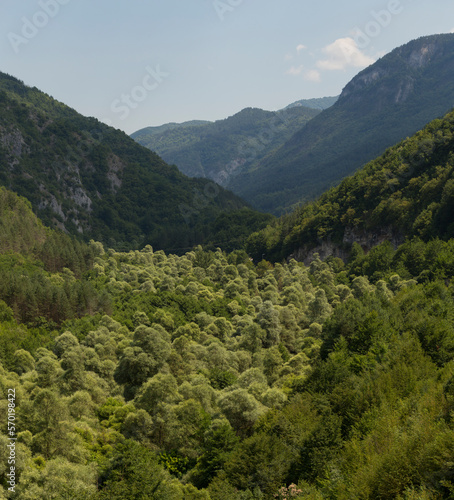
131,105,320,186
285,95,338,110
2,195,454,498
230,33,454,214
1,104,454,498
0,72,272,252
246,107,454,263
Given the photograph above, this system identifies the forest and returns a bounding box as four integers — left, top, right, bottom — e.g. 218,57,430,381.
229,33,454,214
246,108,454,262
0,71,272,254
1,49,454,498
1,184,454,498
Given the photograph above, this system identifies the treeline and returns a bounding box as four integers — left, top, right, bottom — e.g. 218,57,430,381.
0,72,272,255
246,109,454,262
0,188,109,329
1,237,454,498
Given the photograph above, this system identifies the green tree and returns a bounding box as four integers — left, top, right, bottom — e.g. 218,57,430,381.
97,441,183,499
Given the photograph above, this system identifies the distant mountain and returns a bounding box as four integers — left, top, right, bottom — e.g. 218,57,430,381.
230,33,454,214
285,96,338,110
135,120,211,138
0,72,272,252
246,107,454,262
131,105,320,186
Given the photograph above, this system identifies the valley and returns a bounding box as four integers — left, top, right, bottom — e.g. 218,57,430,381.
0,31,454,500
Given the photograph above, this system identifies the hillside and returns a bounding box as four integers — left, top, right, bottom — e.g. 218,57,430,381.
0,72,272,253
131,105,320,186
230,33,454,214
285,95,338,110
1,97,454,497
2,192,454,497
246,107,454,263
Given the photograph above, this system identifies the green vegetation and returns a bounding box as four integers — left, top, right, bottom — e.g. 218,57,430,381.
230,33,454,213
0,72,272,253
131,106,320,184
2,35,454,499
0,114,453,497
2,222,454,498
247,107,454,262
284,96,338,111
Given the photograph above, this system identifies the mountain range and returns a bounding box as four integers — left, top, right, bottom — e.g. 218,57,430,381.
131,106,321,186
132,34,454,216
0,72,271,252
246,106,454,262
2,33,454,499
230,34,454,213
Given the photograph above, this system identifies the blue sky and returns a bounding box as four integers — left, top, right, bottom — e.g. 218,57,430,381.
2,0,454,134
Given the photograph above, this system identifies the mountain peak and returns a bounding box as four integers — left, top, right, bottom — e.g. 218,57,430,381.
228,33,454,213
340,33,454,105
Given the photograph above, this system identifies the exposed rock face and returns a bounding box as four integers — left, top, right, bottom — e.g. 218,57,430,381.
229,33,454,213
107,154,124,192
0,123,99,234
342,226,404,250
289,226,405,265
290,240,349,266
340,36,446,107
0,127,29,166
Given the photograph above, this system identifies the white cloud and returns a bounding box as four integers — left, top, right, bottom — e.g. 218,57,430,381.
304,69,321,82
296,44,307,53
284,53,294,61
450,27,454,33
286,65,304,76
316,37,375,71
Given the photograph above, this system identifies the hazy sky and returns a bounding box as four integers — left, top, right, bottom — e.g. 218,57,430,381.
2,0,454,134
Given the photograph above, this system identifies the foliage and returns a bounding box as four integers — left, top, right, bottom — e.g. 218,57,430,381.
2,78,454,498
0,71,272,254
232,33,454,213
247,106,454,261
131,106,320,186
1,229,454,499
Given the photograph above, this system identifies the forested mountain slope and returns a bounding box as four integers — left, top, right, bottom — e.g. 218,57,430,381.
131,106,320,186
231,33,454,214
0,72,271,252
2,206,454,497
285,96,338,110
246,107,454,263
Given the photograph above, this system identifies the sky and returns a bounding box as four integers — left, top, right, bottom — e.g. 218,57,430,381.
1,0,454,134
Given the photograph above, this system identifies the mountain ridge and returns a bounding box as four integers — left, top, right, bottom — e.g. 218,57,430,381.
230,33,454,213
0,71,272,252
131,105,321,185
246,106,454,262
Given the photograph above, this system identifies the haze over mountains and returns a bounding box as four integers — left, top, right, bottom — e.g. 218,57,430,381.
2,32,454,499
134,34,454,216
0,72,271,252
131,106,321,186
232,34,454,213
246,107,454,262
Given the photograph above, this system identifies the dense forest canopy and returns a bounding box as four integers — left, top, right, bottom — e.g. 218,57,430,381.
0,71,272,254
246,108,454,263
2,34,454,499
1,199,454,498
